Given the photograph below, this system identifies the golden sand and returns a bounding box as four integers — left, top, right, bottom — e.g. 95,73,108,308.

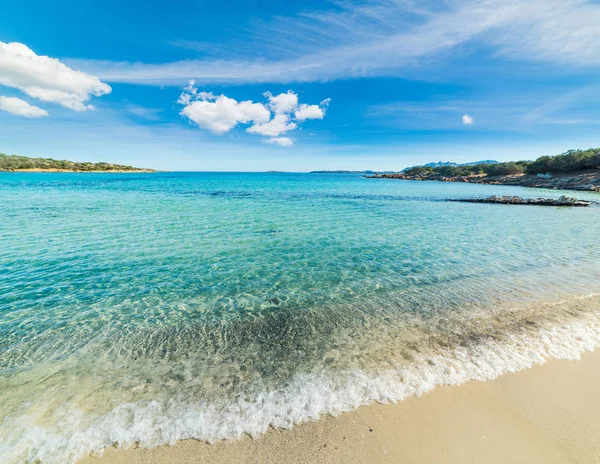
80,349,600,464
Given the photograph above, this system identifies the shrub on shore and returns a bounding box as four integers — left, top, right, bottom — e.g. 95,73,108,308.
403,162,527,177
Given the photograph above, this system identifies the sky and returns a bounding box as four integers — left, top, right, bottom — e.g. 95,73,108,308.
1,0,599,171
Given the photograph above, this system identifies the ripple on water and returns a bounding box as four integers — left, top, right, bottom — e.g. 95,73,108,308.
1,172,599,463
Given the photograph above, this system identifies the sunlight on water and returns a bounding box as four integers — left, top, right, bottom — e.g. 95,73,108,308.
1,172,599,463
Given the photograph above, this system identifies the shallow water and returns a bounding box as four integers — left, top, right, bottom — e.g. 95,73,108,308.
1,172,599,463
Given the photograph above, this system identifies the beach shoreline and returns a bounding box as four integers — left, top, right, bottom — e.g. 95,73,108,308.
4,172,599,464
81,348,600,464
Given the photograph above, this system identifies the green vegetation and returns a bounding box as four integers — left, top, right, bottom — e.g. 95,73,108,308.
0,153,153,172
403,161,529,177
526,148,600,174
403,148,600,178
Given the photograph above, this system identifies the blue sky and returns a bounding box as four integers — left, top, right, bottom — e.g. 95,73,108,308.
1,0,599,171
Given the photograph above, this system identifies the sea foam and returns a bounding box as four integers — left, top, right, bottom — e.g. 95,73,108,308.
2,294,600,464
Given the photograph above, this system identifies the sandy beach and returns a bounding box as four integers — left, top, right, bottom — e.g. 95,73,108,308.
81,348,600,464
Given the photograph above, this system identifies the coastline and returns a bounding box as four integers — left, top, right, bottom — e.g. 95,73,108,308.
367,170,600,192
81,349,600,464
0,168,157,173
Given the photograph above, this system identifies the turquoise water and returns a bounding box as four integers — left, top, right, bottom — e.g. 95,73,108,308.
1,172,600,463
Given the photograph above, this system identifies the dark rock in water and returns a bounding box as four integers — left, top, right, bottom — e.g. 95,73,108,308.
267,297,281,305
451,195,593,207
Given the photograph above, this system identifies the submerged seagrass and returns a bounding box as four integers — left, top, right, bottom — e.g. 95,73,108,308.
1,172,600,463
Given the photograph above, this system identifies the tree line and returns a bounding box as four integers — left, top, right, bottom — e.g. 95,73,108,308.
403,148,600,178
0,154,150,172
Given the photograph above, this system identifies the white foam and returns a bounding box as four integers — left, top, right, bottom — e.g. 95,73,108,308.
3,301,600,464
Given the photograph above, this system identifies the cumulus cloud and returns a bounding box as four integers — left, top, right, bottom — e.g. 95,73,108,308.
0,41,111,112
462,114,474,125
177,92,192,106
0,96,48,117
264,136,295,146
247,113,297,136
295,104,325,121
265,90,298,114
180,94,270,135
178,83,329,144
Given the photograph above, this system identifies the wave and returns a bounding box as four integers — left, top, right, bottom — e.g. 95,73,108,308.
2,293,600,463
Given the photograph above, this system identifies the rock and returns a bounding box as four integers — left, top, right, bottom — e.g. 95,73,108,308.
451,195,593,207
367,169,600,193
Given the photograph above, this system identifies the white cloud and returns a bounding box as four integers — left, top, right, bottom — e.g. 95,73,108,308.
0,41,111,111
265,90,298,114
177,92,192,106
0,96,48,117
462,114,474,125
181,95,270,134
70,0,600,86
178,83,329,143
197,91,217,101
264,137,295,146
177,80,197,105
127,104,163,121
247,113,297,136
295,104,325,121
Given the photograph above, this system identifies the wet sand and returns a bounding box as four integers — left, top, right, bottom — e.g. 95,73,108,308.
81,349,600,464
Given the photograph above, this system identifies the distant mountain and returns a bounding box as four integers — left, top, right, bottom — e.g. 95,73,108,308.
423,160,499,168
461,160,499,166
423,161,458,168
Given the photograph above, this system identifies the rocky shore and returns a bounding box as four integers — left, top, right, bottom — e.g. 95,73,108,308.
451,195,594,207
367,169,600,192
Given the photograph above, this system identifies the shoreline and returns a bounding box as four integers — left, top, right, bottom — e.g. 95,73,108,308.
81,348,600,464
0,169,157,173
367,170,600,192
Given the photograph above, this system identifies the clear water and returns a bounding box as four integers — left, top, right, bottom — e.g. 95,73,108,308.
1,172,600,463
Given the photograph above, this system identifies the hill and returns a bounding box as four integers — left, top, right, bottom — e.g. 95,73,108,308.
368,149,600,192
0,153,155,172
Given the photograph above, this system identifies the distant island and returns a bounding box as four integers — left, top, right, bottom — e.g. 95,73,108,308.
0,153,156,173
367,149,600,192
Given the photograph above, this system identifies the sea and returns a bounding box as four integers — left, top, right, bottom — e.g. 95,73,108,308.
1,171,599,463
